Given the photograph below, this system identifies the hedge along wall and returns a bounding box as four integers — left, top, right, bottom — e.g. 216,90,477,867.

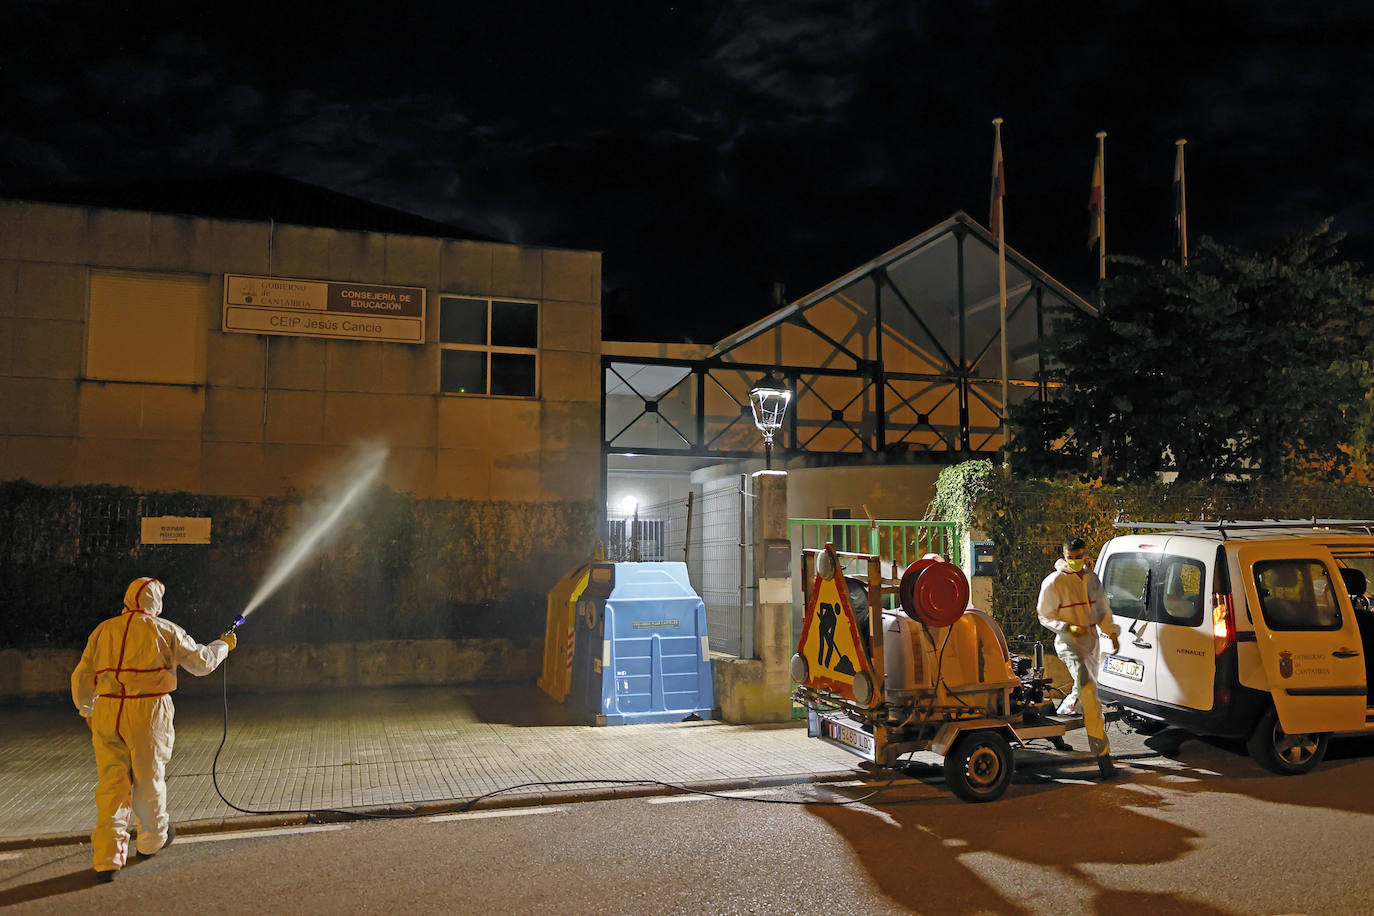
930,461,1374,641
0,480,598,652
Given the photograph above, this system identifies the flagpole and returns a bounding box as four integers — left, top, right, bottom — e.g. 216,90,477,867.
1175,138,1189,266
1096,131,1108,286
992,117,1009,451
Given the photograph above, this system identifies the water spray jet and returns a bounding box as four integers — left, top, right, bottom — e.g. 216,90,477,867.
224,443,389,633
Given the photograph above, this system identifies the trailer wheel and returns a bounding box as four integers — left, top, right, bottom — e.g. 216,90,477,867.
944,729,1014,803
1246,706,1328,775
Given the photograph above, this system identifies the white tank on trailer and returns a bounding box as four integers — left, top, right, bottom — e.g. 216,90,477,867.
881,555,1020,712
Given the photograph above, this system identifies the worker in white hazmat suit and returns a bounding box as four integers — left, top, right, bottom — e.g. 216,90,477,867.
1037,537,1122,778
71,577,237,881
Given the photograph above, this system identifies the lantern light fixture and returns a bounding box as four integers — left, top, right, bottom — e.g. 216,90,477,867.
748,372,792,469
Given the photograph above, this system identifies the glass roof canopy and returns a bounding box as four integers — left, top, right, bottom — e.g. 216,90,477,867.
603,211,1094,464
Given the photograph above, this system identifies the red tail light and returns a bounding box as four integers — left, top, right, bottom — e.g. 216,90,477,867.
1212,593,1236,656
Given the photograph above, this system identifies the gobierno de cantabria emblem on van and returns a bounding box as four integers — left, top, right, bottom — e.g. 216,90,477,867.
1278,650,1294,679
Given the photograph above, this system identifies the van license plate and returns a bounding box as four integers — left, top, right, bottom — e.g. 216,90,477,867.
1104,655,1144,681
822,717,875,756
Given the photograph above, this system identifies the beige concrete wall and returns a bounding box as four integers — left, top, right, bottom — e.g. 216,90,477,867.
785,464,942,523
0,640,540,699
0,200,603,503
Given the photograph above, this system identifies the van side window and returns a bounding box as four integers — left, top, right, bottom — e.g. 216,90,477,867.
1102,553,1206,626
1102,554,1150,619
1253,560,1343,631
1158,558,1205,626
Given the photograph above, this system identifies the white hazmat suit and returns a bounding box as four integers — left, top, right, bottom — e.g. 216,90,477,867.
1036,558,1121,760
71,578,232,876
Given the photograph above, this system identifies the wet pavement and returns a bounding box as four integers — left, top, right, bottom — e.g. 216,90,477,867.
0,681,1152,849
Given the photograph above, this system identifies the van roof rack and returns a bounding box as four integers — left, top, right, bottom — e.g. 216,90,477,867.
1112,518,1374,540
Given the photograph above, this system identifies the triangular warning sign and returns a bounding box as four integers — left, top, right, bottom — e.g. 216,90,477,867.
796,564,875,703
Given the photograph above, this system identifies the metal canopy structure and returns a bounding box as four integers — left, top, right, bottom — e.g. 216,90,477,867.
603,211,1094,465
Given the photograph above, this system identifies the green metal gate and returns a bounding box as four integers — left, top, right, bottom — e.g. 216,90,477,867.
789,518,962,591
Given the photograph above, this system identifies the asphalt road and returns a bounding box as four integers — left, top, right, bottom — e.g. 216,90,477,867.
4,731,1373,915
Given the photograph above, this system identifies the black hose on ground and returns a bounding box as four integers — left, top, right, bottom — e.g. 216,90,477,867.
208,661,906,821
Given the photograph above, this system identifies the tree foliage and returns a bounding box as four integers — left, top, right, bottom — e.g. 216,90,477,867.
1011,222,1374,482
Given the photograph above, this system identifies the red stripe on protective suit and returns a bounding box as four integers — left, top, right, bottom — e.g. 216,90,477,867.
126,578,156,611
112,615,137,741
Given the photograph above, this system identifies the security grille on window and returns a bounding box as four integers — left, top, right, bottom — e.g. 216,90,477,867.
439,296,538,397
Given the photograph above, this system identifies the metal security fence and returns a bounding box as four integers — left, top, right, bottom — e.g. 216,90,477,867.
0,486,234,647
2,491,189,567
601,479,754,657
605,515,672,562
699,475,753,657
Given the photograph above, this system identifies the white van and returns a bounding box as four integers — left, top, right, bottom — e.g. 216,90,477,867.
1095,521,1374,774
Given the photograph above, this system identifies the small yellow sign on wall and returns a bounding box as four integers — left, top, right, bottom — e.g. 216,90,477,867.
140,517,212,545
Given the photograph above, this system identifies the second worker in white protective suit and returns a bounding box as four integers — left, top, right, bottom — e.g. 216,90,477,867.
71,577,238,882
1036,536,1122,778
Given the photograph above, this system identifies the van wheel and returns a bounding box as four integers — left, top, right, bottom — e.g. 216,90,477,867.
944,730,1014,803
1246,707,1328,775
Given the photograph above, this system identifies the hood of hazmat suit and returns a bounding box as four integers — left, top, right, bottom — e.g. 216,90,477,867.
124,577,165,618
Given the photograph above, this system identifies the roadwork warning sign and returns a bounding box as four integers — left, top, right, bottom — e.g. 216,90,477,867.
796,563,875,703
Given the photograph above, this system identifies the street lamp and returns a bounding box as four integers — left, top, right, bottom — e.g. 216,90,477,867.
749,372,792,469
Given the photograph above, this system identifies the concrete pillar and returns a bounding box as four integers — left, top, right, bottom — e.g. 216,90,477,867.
752,470,791,670
713,469,793,723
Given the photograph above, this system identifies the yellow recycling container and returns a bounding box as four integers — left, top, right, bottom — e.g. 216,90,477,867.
538,561,593,702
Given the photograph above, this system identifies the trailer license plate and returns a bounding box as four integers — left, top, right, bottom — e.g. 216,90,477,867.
823,718,875,756
1104,655,1144,681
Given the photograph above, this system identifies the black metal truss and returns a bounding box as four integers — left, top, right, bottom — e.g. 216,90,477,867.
603,353,1020,463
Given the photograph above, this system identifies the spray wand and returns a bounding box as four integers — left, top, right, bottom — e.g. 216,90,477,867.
221,614,246,640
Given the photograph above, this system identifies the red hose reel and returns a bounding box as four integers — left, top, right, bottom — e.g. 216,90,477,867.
898,555,970,627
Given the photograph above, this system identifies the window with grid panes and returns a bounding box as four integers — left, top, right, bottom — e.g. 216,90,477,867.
438,296,538,397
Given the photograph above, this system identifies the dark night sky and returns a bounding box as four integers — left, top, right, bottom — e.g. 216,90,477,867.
3,1,1372,342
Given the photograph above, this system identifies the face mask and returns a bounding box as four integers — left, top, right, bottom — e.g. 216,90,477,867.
1064,557,1087,573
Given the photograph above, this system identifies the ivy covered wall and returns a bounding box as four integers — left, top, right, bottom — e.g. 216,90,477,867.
929,461,1374,639
0,480,597,652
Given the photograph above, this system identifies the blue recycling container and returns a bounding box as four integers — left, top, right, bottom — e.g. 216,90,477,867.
569,561,715,725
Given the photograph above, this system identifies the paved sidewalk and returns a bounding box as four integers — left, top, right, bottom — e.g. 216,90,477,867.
0,682,1150,849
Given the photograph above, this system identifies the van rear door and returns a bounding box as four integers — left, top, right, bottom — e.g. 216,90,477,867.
1236,544,1367,734
1098,549,1159,701
1151,550,1215,712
